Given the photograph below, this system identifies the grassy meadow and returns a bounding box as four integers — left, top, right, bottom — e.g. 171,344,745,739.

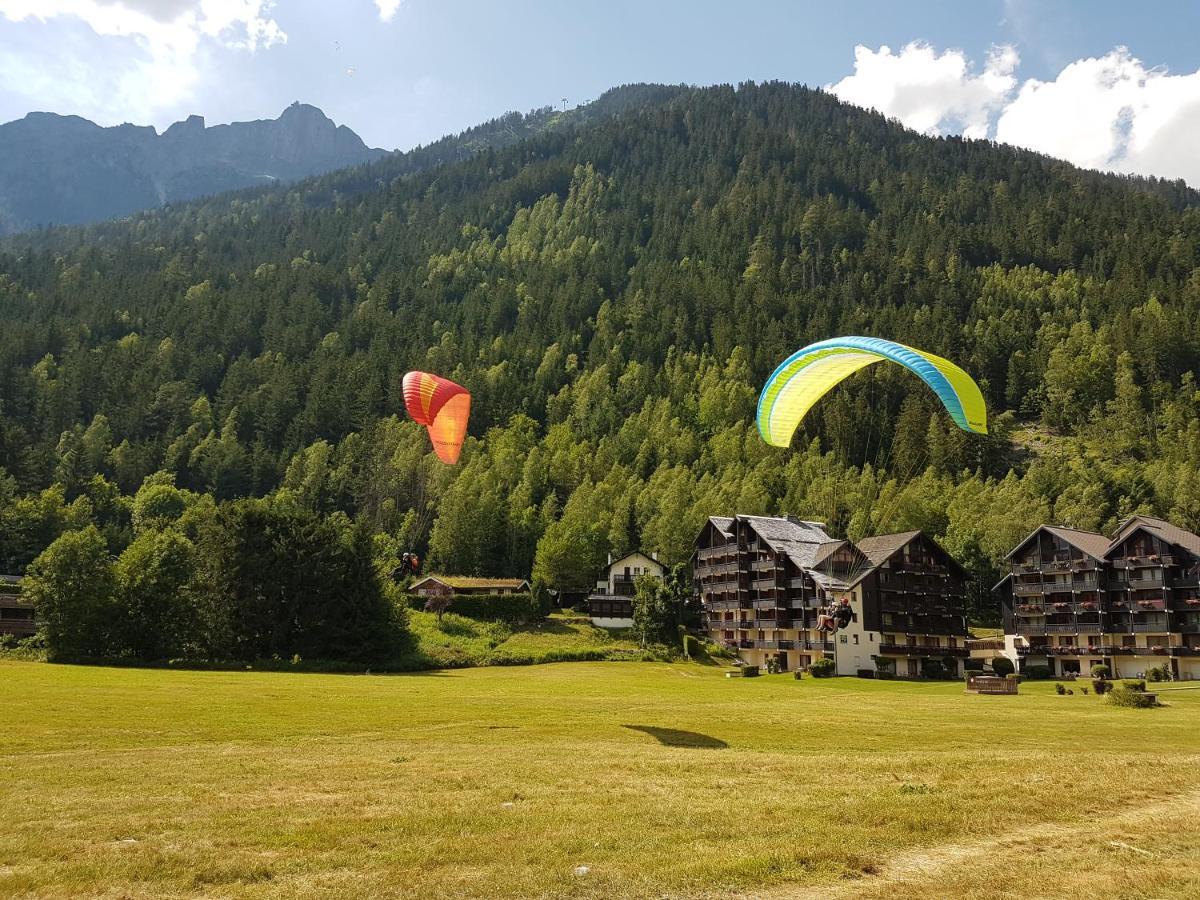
2,660,1200,899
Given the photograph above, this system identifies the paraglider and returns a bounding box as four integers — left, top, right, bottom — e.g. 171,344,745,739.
816,597,854,633
403,371,471,464
756,336,987,449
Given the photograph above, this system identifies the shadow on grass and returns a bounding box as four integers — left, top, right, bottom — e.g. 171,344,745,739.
623,724,728,748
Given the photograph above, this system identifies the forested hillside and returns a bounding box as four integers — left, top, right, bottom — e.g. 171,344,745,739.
2,81,1200,622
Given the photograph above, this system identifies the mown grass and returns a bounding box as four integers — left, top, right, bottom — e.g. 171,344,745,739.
1,661,1199,898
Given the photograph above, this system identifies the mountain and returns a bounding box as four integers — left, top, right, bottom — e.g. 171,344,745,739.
2,82,1200,621
0,102,386,234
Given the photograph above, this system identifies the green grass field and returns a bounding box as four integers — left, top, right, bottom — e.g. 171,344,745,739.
2,661,1200,898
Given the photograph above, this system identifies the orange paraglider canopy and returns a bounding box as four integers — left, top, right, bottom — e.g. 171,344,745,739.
402,371,471,464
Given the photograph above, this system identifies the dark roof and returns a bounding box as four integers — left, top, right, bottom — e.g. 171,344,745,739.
1107,515,1200,558
855,530,922,567
811,540,848,568
739,515,834,568
708,516,735,537
1004,524,1109,560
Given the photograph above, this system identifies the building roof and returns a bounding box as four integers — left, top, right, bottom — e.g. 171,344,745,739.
411,575,529,590
855,531,922,567
739,515,834,568
811,540,848,568
1107,514,1200,559
708,516,735,537
1004,524,1110,561
607,550,662,571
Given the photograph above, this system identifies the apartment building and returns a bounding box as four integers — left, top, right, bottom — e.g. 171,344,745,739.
997,515,1200,680
694,517,970,675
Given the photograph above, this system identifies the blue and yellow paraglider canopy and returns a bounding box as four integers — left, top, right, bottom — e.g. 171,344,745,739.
757,336,987,448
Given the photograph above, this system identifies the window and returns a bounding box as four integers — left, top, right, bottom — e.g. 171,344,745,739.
852,634,859,645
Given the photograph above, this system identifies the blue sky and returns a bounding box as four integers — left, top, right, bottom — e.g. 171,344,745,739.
2,1,1199,184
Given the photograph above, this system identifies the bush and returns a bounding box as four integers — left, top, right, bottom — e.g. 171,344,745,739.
809,658,836,678
682,633,700,658
1109,685,1158,708
921,658,945,679
856,668,874,679
1121,679,1147,692
793,669,803,680
876,670,895,680
964,658,985,672
1025,665,1053,680
990,656,1015,677
742,665,760,677
1147,664,1171,682
1090,664,1110,679
441,592,542,624
1092,678,1110,695
1055,683,1067,695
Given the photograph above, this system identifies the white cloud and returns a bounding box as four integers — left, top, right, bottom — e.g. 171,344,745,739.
830,42,1017,140
0,0,285,124
997,49,1200,186
375,0,403,22
831,42,1200,188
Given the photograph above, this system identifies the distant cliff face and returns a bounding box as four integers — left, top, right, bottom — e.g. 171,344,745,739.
0,103,386,234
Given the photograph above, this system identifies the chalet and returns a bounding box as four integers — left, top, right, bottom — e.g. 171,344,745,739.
694,517,971,675
587,551,664,627
409,576,530,597
997,516,1200,680
850,531,971,678
0,575,35,639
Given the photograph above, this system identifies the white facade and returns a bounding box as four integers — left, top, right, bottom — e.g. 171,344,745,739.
588,551,664,628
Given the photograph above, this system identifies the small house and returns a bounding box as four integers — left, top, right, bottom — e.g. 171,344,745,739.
408,576,530,597
587,551,664,628
0,575,34,638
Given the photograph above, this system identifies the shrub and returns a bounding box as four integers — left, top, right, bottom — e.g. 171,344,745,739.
793,669,803,680
742,665,760,678
1109,685,1158,708
856,668,874,679
1090,664,1110,679
964,658,985,672
1025,665,1053,680
1081,687,1089,694
1146,664,1171,683
443,592,542,624
809,658,836,678
1092,678,1110,695
1121,679,1147,692
990,656,1015,677
1055,683,1067,695
682,633,700,659
876,671,895,680
920,658,945,679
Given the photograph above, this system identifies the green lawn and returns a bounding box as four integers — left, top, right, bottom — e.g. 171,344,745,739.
2,661,1200,898
404,611,644,667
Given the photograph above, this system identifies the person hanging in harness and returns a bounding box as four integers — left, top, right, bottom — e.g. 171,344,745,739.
816,597,853,633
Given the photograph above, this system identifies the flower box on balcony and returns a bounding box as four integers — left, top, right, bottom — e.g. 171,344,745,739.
1188,599,1200,607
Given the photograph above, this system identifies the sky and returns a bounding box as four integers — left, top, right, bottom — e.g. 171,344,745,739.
2,0,1200,186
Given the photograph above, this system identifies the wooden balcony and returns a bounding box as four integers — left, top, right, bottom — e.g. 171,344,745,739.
876,643,969,657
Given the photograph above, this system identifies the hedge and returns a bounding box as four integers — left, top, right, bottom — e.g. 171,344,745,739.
809,658,836,677
433,592,544,623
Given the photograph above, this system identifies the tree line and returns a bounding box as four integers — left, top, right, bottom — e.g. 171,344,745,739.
2,81,1200,633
